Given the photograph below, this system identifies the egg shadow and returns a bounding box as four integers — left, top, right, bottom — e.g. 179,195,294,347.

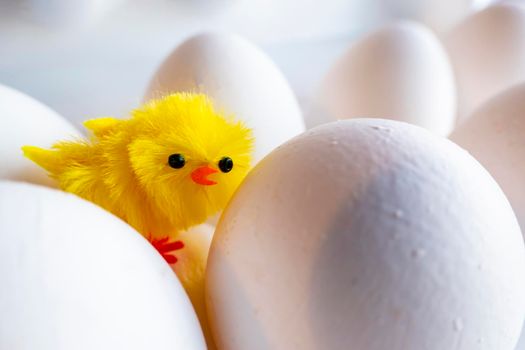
206,247,271,350
307,161,449,350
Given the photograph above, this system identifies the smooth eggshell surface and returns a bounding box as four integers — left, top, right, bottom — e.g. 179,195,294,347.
206,119,525,350
446,3,525,123
0,181,206,350
450,82,525,233
0,84,80,187
314,21,456,135
144,32,305,163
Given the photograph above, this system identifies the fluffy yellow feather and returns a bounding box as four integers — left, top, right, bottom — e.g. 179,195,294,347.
22,93,253,349
22,92,253,243
23,92,252,348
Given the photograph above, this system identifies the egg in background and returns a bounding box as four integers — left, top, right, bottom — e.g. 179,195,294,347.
0,84,79,187
206,119,525,350
445,3,525,124
0,181,206,350
450,83,525,232
144,32,305,163
312,21,456,135
449,80,525,350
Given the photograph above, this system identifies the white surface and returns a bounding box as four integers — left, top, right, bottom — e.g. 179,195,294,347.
0,181,206,350
0,0,376,130
516,320,525,349
445,3,525,124
220,0,385,43
206,119,525,350
145,32,305,162
378,0,488,32
0,84,79,186
314,21,456,134
23,0,126,27
0,0,491,133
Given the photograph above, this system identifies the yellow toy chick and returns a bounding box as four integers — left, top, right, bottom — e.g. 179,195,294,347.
22,92,253,263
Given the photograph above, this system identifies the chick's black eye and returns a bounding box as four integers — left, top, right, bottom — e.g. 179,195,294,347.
168,154,185,169
218,157,233,173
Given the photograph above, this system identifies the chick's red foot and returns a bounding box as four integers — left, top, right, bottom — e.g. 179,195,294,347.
149,236,184,264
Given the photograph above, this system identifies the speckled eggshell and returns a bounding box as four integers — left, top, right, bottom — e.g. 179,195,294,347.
0,84,80,187
206,119,525,350
0,181,206,350
314,22,456,135
446,3,525,123
144,32,305,163
450,82,525,232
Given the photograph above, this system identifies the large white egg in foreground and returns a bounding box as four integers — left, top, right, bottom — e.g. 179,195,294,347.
144,32,305,163
0,181,206,350
206,119,525,350
314,22,456,135
450,82,525,232
0,84,79,187
445,3,525,123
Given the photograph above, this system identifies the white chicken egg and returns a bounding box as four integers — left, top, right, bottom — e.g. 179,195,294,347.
206,119,525,350
0,181,206,350
450,83,525,231
313,21,456,135
0,84,79,187
144,32,305,163
445,3,525,123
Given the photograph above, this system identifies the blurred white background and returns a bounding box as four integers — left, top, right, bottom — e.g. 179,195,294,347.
0,0,497,127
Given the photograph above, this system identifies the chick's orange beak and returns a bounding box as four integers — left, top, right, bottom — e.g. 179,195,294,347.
191,166,218,186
